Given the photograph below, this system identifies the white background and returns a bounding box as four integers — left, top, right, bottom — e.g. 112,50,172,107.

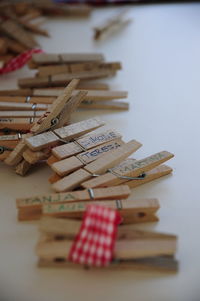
0,3,200,301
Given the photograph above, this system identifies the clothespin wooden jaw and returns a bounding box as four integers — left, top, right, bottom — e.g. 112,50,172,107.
36,217,178,272
30,78,81,134
94,10,132,41
16,185,131,221
4,79,85,169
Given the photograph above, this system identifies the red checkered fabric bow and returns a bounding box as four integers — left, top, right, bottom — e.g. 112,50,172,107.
68,204,122,266
0,48,42,75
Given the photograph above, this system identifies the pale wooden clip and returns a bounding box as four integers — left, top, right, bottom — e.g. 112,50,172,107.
31,53,105,66
36,217,178,272
81,151,174,189
16,185,131,221
4,79,80,167
94,10,132,41
42,198,160,224
52,140,142,192
25,117,105,151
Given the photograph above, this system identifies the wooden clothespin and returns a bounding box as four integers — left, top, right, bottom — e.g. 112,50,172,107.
81,151,174,189
0,132,26,161
0,38,7,55
0,101,49,111
30,53,105,66
42,198,159,224
51,139,125,177
51,140,142,192
3,37,27,54
94,10,132,41
16,185,131,221
34,3,92,18
25,137,124,166
36,61,122,77
0,95,56,105
0,18,38,49
4,79,82,168
0,110,46,118
0,82,110,98
52,129,123,160
18,70,116,89
36,217,178,272
0,117,37,132
25,117,106,151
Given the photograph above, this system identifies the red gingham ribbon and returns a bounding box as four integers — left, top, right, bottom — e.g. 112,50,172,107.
68,204,122,267
0,48,43,75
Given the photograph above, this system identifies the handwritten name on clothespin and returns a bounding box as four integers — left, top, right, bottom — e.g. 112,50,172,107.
81,151,174,189
42,198,159,224
52,129,122,160
16,185,131,221
51,139,124,177
52,140,142,192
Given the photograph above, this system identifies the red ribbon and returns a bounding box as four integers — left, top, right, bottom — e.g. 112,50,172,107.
0,48,43,75
68,204,122,267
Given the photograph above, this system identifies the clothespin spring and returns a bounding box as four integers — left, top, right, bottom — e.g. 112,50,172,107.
87,188,94,199
0,146,13,154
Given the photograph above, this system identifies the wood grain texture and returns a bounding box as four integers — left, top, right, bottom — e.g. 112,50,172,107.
52,168,91,193
15,159,31,176
37,62,121,77
18,70,115,88
51,139,124,176
84,140,142,175
82,151,174,188
38,256,178,272
23,148,49,164
32,53,104,65
4,133,32,166
0,101,49,111
26,117,105,151
42,198,160,223
52,129,122,160
30,79,79,134
16,185,131,208
52,140,142,192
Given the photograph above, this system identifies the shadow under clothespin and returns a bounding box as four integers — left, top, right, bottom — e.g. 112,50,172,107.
93,9,132,42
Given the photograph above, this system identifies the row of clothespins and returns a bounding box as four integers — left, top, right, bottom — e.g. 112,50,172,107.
4,78,178,272
0,1,91,68
0,52,129,161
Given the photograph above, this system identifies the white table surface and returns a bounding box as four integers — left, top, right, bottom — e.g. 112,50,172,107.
0,3,200,301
